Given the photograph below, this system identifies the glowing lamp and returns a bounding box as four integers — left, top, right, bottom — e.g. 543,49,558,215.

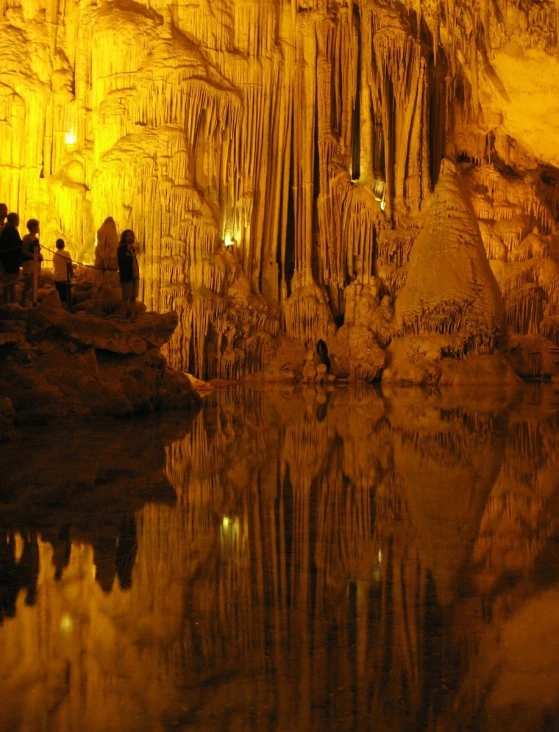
65,132,77,146
380,199,386,212
60,614,73,633
222,515,230,528
224,233,234,247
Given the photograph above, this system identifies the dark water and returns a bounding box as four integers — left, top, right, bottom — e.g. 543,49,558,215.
1,385,559,732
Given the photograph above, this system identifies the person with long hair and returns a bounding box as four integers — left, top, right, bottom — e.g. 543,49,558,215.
117,229,139,320
20,218,42,306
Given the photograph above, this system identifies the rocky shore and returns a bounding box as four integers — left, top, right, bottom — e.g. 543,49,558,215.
0,300,201,436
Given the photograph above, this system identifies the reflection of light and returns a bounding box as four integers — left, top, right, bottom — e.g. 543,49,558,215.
380,199,386,212
65,131,77,146
220,515,241,557
378,549,383,564
60,614,73,633
14,533,24,563
224,233,234,247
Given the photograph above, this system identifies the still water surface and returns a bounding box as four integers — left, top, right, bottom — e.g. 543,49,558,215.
1,385,559,732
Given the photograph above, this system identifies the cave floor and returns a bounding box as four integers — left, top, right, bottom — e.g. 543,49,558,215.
1,383,559,731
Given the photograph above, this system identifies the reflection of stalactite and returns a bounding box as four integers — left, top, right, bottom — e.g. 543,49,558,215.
3,389,559,728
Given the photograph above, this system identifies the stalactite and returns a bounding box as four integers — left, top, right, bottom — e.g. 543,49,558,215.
505,284,545,335
1,0,559,379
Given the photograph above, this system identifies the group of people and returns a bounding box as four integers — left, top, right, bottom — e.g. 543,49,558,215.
0,203,141,319
0,204,73,306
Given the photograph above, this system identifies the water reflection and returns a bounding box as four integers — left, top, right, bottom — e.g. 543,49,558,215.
1,386,559,730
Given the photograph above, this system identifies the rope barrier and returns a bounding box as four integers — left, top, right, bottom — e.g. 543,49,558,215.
0,241,120,271
0,234,125,304
0,271,33,290
40,243,119,272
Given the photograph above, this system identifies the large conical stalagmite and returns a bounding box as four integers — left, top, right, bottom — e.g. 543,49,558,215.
396,158,505,350
384,159,519,385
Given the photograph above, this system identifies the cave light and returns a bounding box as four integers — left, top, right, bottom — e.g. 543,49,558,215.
224,233,234,247
65,131,77,146
60,614,73,633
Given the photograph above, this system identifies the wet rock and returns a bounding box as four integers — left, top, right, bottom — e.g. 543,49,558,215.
160,368,203,411
0,307,201,424
40,289,62,309
186,373,214,392
383,335,521,386
30,304,147,355
0,317,27,346
330,325,385,381
0,397,16,440
97,349,167,414
127,311,178,348
242,335,307,383
507,334,559,380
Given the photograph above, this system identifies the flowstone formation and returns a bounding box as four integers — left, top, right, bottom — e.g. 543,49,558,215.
1,0,558,381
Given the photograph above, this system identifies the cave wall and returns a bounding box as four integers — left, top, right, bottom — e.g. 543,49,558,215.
1,0,559,378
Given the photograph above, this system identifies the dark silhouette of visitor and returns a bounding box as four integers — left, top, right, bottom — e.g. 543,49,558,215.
20,218,42,306
0,213,22,304
53,238,73,306
0,531,39,623
116,514,137,590
0,203,7,233
117,229,140,321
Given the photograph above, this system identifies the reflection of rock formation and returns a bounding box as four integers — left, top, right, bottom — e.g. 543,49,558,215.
2,388,559,729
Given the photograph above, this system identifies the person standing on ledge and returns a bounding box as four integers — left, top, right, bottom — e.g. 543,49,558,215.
0,203,7,234
20,218,42,306
0,203,8,284
117,229,139,321
0,213,23,304
53,238,73,307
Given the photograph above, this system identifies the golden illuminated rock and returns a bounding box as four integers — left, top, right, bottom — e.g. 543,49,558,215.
0,0,557,380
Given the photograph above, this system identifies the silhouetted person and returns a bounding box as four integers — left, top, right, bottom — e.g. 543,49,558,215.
0,533,18,622
0,213,22,304
53,238,73,306
18,532,39,606
116,514,137,590
49,525,72,581
117,229,140,321
0,203,7,233
0,203,7,286
20,218,42,306
93,536,117,593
